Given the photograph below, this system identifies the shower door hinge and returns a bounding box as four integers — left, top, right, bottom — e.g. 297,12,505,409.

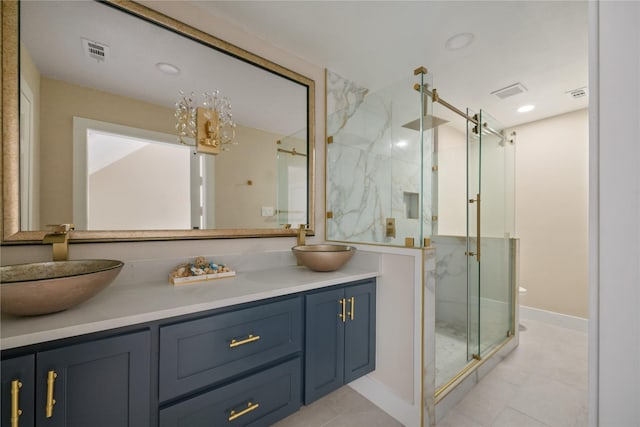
432,215,438,221
507,330,514,337
326,211,333,219
327,136,334,144
472,354,481,361
465,251,476,257
432,165,438,172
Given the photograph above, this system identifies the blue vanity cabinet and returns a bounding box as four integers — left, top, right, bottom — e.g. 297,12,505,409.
1,330,150,427
159,296,302,403
304,279,376,404
159,357,301,427
1,355,35,427
158,296,303,426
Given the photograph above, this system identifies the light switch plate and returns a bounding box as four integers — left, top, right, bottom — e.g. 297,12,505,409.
261,206,275,217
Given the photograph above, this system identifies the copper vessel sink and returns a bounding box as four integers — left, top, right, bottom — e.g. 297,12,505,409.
292,244,356,272
1,260,124,316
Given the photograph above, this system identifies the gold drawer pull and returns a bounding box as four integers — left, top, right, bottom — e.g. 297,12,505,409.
338,298,346,323
11,380,22,427
45,370,57,418
348,296,355,321
229,334,260,348
228,401,260,421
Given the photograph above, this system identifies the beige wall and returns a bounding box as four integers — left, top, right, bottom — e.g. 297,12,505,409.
40,77,176,226
511,108,589,318
214,125,282,229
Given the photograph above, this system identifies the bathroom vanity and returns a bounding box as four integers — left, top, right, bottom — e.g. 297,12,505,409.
0,263,378,427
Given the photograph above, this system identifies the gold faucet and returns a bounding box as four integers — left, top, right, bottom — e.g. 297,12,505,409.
297,224,308,246
43,224,74,261
296,224,308,266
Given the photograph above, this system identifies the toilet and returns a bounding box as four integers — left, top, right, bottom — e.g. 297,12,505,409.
519,286,527,331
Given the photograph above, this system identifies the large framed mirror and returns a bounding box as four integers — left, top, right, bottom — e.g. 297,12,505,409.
1,0,315,242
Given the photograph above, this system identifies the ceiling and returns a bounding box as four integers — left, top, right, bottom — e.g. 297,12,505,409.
20,1,307,137
193,1,589,129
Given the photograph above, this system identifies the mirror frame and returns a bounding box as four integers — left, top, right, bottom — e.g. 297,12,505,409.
1,0,315,243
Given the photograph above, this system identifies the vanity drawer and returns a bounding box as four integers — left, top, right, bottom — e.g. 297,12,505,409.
159,297,302,402
159,357,301,427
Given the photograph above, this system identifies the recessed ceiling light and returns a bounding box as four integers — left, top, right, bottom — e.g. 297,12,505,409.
445,32,475,50
517,105,535,113
156,62,180,76
395,140,408,148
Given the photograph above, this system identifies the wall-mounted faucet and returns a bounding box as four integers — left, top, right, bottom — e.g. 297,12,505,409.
43,224,75,261
297,224,308,247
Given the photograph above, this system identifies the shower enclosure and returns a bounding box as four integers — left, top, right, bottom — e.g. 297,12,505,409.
326,67,516,423
276,128,308,228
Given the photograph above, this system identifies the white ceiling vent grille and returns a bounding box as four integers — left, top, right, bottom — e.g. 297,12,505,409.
490,83,528,99
82,38,110,62
567,87,588,99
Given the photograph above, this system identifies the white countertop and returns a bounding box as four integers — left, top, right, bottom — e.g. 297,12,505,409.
1,263,379,350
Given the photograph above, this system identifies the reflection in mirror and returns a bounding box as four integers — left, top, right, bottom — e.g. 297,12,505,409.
6,0,314,241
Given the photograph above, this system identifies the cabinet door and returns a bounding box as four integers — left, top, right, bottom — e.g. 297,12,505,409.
159,297,302,402
304,287,345,404
344,280,376,383
1,355,35,427
159,358,301,427
35,330,151,427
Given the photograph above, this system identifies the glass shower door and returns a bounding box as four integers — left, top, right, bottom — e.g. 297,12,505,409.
466,109,481,361
478,110,513,355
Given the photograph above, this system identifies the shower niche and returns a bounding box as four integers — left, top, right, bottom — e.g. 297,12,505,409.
326,68,516,426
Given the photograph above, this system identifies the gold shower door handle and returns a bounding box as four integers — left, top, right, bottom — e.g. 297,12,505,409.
348,297,355,320
11,380,22,427
45,370,57,418
476,193,480,261
339,298,346,322
469,193,481,262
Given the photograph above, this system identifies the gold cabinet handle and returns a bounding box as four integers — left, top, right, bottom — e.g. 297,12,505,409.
228,401,259,421
45,370,57,418
229,334,260,348
348,296,355,321
11,380,23,427
338,298,346,322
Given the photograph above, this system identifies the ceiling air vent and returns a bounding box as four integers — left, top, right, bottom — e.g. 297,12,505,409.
490,82,527,100
82,38,110,62
567,87,588,99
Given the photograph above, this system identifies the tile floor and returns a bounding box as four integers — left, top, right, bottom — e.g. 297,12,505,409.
438,319,588,427
275,318,588,426
272,384,403,427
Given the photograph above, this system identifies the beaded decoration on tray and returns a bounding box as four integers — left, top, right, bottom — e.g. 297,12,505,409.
169,256,236,285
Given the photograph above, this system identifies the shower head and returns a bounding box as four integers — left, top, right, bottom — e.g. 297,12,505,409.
402,114,449,131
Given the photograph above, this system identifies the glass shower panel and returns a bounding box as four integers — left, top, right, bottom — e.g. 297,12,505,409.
478,110,514,355
326,73,425,245
466,109,481,361
276,128,308,228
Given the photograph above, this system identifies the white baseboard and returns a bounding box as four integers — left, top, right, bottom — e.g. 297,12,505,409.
520,305,588,333
349,375,419,427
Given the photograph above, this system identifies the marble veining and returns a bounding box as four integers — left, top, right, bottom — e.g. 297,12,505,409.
326,70,433,246
423,247,436,427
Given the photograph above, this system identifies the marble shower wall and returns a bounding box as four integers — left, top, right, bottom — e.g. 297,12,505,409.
433,235,514,350
326,70,433,246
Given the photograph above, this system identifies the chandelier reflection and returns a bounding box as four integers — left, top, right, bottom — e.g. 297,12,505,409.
175,90,237,154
